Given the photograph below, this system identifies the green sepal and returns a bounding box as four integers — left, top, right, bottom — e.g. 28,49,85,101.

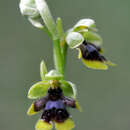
60,80,77,98
56,17,65,41
28,80,50,99
75,100,82,112
65,32,84,49
73,19,96,32
40,60,48,80
45,70,64,80
83,31,103,46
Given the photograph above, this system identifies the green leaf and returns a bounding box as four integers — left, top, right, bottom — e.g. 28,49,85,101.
45,70,64,80
28,80,50,99
84,31,103,46
60,80,77,98
40,60,48,80
66,32,84,49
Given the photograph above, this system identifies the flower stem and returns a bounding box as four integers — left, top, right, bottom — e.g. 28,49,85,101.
41,26,52,38
35,0,65,75
62,43,68,69
35,0,58,39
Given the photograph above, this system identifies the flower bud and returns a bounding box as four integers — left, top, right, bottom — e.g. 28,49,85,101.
19,0,39,18
19,0,44,28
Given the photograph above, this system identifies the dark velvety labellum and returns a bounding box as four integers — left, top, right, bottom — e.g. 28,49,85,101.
41,108,69,122
63,97,76,108
33,87,76,123
45,100,65,110
34,96,48,111
80,41,106,62
48,87,63,100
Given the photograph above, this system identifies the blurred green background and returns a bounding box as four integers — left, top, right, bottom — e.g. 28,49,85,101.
0,0,130,130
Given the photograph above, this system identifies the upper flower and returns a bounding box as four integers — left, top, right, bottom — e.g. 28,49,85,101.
77,40,115,70
65,18,115,70
19,0,44,28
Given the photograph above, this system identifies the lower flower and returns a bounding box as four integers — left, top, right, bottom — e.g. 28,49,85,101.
28,87,80,130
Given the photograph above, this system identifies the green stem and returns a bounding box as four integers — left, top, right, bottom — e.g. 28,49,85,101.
35,0,65,75
35,0,58,39
41,26,52,38
53,38,64,75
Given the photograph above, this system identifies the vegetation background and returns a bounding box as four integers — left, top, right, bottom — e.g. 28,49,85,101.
0,0,129,130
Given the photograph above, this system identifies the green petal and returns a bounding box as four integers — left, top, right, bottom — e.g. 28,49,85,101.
40,60,48,80
28,80,50,99
75,100,82,112
66,32,84,49
77,48,82,59
60,80,77,98
35,119,53,130
27,103,38,116
55,118,75,130
82,59,108,70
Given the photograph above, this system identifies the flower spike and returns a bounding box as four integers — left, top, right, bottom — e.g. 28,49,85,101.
19,0,116,129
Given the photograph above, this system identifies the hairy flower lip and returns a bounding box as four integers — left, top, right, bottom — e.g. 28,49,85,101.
79,40,106,62
82,40,102,53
